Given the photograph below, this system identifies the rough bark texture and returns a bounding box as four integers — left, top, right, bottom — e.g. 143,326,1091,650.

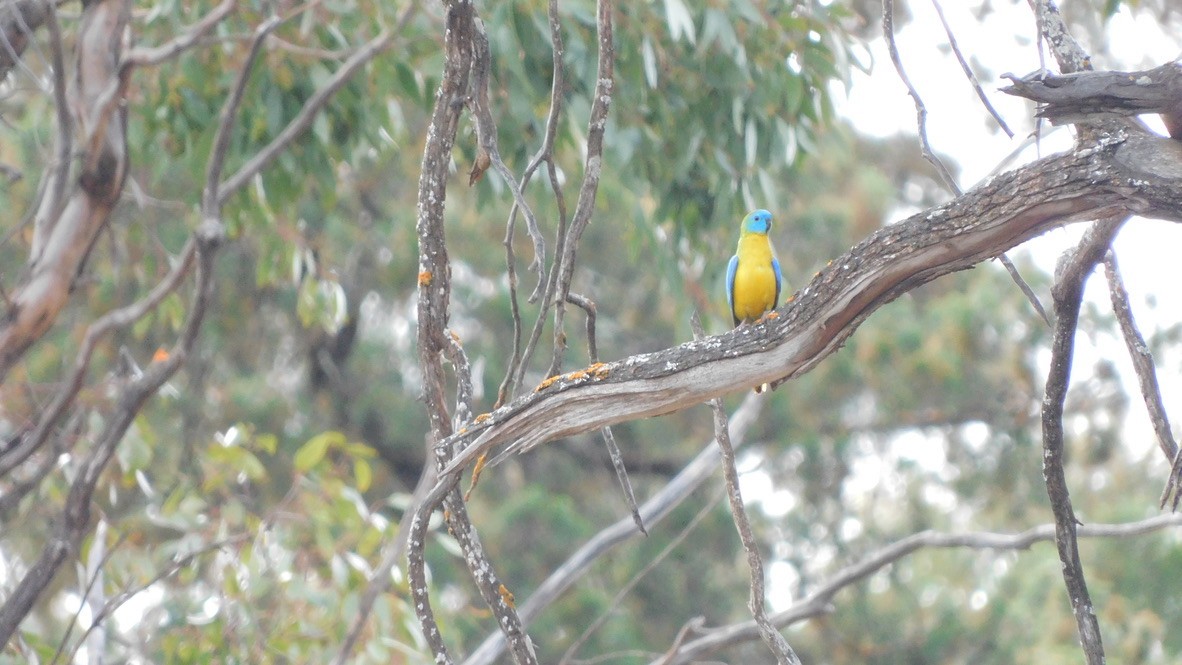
1003,61,1182,139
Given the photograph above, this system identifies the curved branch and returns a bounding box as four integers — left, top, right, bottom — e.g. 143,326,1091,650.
439,132,1182,477
657,513,1182,664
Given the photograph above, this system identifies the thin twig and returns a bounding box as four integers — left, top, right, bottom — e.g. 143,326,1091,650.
929,0,1013,138
692,312,798,664
658,512,1182,664
204,14,282,215
886,0,1047,325
559,490,723,664
216,6,415,204
1102,252,1182,508
496,0,567,406
1042,216,1124,665
882,0,957,192
544,0,614,380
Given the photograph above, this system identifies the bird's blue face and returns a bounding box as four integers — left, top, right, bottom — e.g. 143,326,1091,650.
743,209,773,235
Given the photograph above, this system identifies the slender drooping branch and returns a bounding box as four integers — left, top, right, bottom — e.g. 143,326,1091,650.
657,513,1182,664
1041,216,1125,665
1101,252,1182,507
707,389,798,664
885,0,1048,324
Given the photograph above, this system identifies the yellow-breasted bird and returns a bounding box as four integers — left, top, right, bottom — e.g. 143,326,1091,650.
726,209,783,391
727,209,783,326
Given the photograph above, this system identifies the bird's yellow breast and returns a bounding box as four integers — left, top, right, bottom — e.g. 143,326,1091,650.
732,234,778,323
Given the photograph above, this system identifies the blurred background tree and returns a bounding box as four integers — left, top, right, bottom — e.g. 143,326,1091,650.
0,0,1180,663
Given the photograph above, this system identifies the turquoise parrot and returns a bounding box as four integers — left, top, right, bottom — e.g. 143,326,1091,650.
726,209,783,327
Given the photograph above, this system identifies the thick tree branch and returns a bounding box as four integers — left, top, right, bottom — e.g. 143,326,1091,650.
0,0,131,382
433,131,1181,479
1003,62,1182,138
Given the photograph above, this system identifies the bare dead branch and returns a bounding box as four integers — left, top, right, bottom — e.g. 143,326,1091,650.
545,0,614,380
1101,252,1182,507
929,0,1014,138
882,0,958,192
1002,62,1182,137
560,491,723,664
464,393,765,665
657,513,1182,664
404,3,536,662
888,0,1046,322
496,0,567,407
690,313,798,664
468,18,544,282
707,407,793,663
204,14,282,214
1042,216,1125,665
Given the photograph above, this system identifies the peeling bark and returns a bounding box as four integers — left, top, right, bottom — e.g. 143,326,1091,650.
0,0,130,380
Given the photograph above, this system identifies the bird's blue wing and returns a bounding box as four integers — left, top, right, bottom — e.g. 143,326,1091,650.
726,254,739,326
772,257,783,308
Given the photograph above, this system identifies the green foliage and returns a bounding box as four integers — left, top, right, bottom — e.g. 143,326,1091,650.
2,0,1181,663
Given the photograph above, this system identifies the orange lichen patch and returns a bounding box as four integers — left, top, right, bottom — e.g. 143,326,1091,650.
458,427,467,435
151,347,170,363
565,370,590,381
464,452,489,501
497,583,516,609
418,271,433,287
786,294,796,303
449,330,462,343
534,375,560,392
756,311,780,324
587,362,610,379
474,412,492,424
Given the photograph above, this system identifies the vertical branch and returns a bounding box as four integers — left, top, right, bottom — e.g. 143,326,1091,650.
406,3,536,662
545,0,614,379
707,392,798,663
1042,217,1124,665
1102,253,1182,507
692,314,798,664
498,0,567,405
